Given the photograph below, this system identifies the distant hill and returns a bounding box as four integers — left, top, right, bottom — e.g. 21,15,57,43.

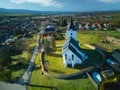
0,8,120,15
0,8,76,15
0,8,42,14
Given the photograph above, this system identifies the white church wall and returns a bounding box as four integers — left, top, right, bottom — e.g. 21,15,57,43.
62,49,83,67
66,29,77,40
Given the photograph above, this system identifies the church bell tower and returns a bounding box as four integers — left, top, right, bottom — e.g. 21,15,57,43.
66,18,77,40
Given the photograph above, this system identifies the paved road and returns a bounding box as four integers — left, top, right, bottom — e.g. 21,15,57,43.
17,32,40,85
0,32,40,90
0,82,25,90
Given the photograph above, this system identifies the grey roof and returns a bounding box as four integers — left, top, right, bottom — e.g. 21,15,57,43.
62,37,83,60
63,37,79,50
112,52,120,63
45,25,56,33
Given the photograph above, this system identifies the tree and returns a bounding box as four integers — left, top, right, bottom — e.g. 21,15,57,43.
43,39,50,53
0,67,11,82
61,18,67,27
0,46,11,66
51,35,56,51
14,26,23,36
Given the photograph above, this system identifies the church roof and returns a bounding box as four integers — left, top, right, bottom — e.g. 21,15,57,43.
62,37,79,50
62,37,83,60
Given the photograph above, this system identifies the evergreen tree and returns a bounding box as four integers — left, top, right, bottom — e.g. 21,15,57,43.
51,35,56,51
0,46,11,66
44,39,50,53
61,18,67,27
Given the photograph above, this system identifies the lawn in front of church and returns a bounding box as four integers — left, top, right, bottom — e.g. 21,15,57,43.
44,45,102,75
28,54,96,90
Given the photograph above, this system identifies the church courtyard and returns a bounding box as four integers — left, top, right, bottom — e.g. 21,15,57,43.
28,53,96,90
44,45,103,75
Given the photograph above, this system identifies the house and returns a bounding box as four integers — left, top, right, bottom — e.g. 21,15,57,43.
62,18,88,68
41,25,56,37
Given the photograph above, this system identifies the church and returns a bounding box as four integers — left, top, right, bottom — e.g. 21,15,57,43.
62,18,88,68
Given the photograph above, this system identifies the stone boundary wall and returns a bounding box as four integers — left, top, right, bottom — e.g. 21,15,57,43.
40,44,105,79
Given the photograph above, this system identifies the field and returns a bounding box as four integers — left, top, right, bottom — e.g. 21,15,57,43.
28,54,95,90
29,30,120,90
45,45,102,75
77,30,120,44
77,31,120,52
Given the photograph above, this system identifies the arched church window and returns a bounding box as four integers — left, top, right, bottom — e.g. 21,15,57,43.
65,54,67,60
72,55,74,60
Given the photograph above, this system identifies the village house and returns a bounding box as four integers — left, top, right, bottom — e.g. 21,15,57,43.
40,24,57,41
62,18,88,68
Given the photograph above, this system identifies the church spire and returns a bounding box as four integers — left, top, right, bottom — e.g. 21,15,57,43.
69,18,74,29
66,18,77,40
69,18,77,30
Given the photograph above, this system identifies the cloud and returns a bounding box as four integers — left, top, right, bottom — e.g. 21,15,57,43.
94,0,120,3
10,0,63,8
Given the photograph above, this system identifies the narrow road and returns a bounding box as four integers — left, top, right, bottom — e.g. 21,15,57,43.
0,32,40,90
17,32,40,85
0,82,25,90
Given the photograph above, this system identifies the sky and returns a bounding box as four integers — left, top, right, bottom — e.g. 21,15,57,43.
0,0,120,12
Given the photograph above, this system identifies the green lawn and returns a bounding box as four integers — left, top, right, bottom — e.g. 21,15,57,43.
77,30,120,44
29,30,120,90
77,31,120,52
45,47,80,75
28,54,95,90
44,45,103,75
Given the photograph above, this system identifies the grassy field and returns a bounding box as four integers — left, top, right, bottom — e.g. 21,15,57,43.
29,30,120,90
77,30,120,44
45,45,102,75
77,31,120,52
28,54,95,90
45,47,80,75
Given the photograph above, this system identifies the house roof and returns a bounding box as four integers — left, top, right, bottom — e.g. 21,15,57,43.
112,52,120,63
45,28,55,33
45,25,56,33
62,37,83,60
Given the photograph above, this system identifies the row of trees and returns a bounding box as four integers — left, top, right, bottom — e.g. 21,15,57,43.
41,35,56,54
0,46,11,66
57,18,67,27
0,46,12,82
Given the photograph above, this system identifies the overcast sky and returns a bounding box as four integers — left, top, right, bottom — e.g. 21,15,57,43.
0,0,120,11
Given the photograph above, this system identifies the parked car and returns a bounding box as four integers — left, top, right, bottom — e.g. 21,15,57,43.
100,70,114,79
92,72,102,83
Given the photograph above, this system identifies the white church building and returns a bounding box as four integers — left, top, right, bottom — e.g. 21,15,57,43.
62,18,88,68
